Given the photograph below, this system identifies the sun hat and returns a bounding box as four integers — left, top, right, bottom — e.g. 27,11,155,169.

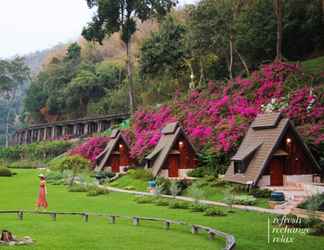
38,174,45,178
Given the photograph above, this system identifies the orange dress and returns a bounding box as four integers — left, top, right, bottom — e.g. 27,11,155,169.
37,180,48,208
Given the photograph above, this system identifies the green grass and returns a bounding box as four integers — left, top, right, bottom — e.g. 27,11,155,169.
109,174,149,192
0,170,324,250
301,56,324,74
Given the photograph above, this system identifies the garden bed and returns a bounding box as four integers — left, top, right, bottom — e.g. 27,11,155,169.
291,208,324,221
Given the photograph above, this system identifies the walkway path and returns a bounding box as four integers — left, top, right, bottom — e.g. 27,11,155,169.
104,186,288,215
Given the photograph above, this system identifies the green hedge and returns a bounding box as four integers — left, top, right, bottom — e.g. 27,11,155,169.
0,141,73,162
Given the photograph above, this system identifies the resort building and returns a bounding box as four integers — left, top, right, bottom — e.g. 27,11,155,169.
224,112,321,187
145,122,198,178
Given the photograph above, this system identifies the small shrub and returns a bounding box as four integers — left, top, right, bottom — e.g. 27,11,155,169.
231,195,256,205
46,171,64,184
134,195,156,204
8,160,44,169
188,168,205,178
68,184,89,192
128,169,153,181
87,186,109,196
204,207,226,217
250,188,272,198
156,176,171,195
168,200,189,209
0,167,12,177
310,222,324,236
154,198,170,206
298,193,324,212
190,203,209,212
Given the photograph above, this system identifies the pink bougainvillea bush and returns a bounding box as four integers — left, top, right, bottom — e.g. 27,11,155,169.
130,62,324,160
68,62,324,164
69,136,110,168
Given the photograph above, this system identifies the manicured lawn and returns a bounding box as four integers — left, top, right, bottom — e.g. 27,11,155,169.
1,169,324,250
112,174,270,208
109,174,149,192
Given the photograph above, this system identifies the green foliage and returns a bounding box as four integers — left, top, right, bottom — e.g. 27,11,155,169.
140,16,187,80
153,198,170,206
197,146,229,177
298,193,324,212
45,171,64,185
8,160,44,169
188,182,206,204
156,176,171,195
0,145,22,161
168,200,190,209
187,168,205,178
50,155,90,186
86,186,109,196
249,188,272,199
230,195,257,206
0,166,12,177
190,203,209,212
204,207,226,217
134,195,156,204
128,169,153,181
0,141,72,162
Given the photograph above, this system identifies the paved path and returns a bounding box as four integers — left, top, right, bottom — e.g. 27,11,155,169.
104,186,288,215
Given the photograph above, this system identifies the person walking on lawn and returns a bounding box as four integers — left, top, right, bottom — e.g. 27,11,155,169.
36,174,48,210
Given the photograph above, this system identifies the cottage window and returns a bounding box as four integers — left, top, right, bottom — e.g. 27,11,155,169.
234,160,246,174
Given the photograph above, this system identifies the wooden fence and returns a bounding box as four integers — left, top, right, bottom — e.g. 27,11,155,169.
0,210,236,250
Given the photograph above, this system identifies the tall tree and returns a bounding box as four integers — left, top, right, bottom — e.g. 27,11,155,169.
273,0,283,61
82,0,177,114
0,57,30,146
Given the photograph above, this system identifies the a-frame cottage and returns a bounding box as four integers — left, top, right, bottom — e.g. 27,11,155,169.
145,122,198,178
95,129,132,173
224,112,321,187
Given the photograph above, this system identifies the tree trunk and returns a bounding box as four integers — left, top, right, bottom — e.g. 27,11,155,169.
229,38,234,79
234,47,250,76
198,58,204,88
126,40,135,114
274,0,283,61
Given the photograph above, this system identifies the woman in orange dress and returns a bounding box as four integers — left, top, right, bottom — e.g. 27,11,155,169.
36,174,48,210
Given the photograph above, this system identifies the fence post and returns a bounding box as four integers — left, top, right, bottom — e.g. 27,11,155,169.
208,230,216,240
191,225,199,234
51,213,57,221
133,217,140,226
84,213,89,223
110,216,116,224
17,211,24,221
164,220,171,230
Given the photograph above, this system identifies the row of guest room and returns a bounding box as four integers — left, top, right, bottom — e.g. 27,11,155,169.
12,114,129,145
95,113,323,187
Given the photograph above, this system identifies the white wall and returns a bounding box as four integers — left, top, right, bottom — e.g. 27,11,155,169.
158,169,194,179
258,174,314,187
258,175,270,187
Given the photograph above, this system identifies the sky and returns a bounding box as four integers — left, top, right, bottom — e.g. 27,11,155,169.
0,0,196,59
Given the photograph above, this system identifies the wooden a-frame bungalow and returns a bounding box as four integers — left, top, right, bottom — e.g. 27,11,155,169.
95,129,132,173
224,112,321,187
145,122,198,179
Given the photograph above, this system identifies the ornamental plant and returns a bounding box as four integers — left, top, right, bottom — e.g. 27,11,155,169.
69,136,109,167
130,62,324,161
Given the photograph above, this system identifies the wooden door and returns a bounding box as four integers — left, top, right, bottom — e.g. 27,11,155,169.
168,155,179,178
270,158,284,186
111,155,120,173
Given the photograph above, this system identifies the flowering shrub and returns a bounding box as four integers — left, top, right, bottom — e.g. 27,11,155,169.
130,62,324,159
70,137,109,167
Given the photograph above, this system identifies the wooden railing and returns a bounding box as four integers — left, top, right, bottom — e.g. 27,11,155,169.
0,210,236,250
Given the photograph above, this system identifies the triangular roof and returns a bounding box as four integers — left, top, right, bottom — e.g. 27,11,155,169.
95,129,130,171
224,112,320,185
145,122,197,177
